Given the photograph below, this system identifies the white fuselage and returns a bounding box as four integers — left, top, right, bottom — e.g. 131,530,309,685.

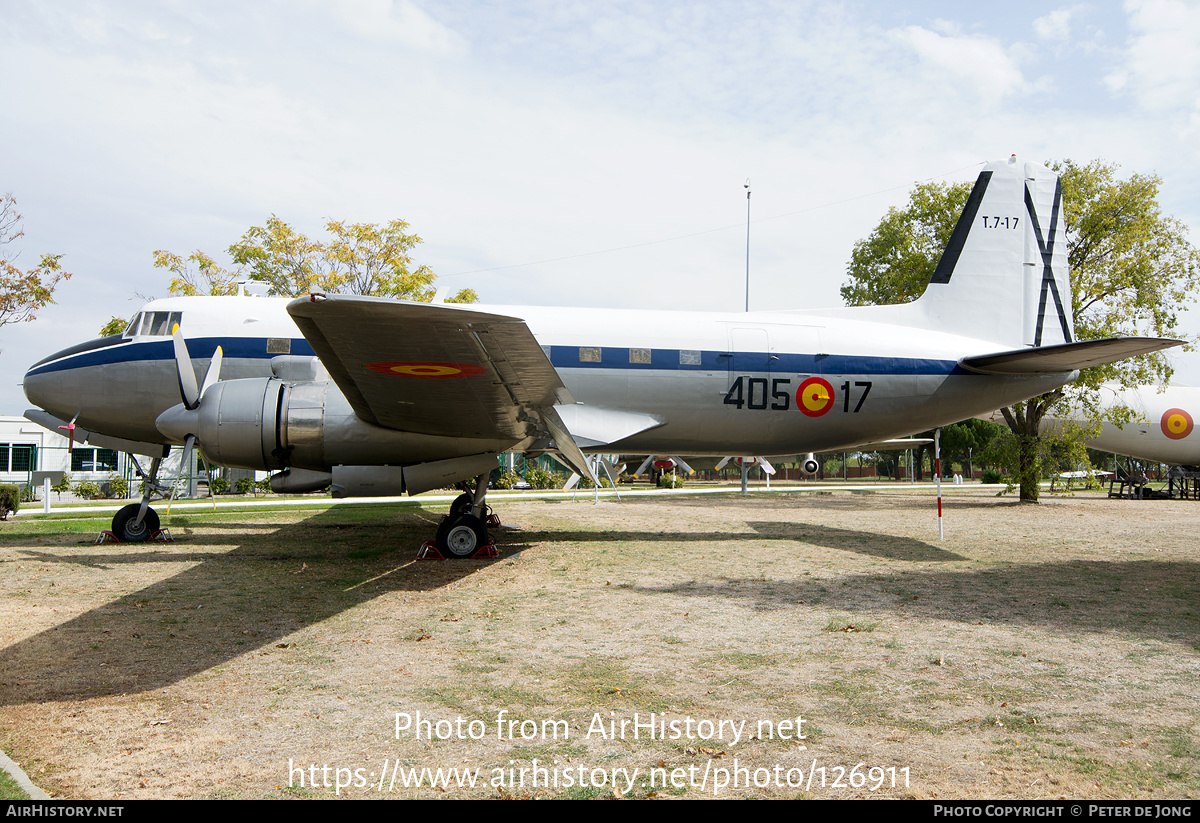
25,295,1073,468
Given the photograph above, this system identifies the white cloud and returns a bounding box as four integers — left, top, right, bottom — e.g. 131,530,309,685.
325,0,465,55
891,23,1027,100
1106,0,1200,126
1034,7,1079,41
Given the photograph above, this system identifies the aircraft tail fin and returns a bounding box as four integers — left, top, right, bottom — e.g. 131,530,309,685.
912,156,1072,349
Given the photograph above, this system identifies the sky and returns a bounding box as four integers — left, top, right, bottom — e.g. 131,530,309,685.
2,0,1199,413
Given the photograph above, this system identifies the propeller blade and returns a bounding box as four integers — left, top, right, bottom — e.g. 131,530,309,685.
671,456,695,475
715,456,733,470
173,329,200,410
758,457,776,475
199,345,223,397
632,456,655,477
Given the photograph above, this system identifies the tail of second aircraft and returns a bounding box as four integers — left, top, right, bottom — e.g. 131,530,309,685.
910,155,1072,349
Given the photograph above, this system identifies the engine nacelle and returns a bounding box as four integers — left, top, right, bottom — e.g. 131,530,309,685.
155,376,513,486
800,453,820,477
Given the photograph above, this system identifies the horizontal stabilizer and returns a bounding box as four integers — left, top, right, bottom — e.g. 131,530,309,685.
959,337,1183,375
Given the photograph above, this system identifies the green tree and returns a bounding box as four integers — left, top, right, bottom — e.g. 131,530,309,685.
153,249,240,297
0,194,71,327
842,160,1199,501
224,216,477,302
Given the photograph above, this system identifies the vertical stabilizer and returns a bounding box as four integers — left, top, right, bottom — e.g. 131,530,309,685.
914,157,1072,349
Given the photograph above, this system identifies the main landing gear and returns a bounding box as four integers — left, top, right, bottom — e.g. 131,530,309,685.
420,471,500,559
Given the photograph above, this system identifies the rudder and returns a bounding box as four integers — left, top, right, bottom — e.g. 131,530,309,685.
913,156,1072,349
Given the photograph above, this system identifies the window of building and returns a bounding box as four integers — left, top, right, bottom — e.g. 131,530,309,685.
0,444,38,473
71,448,118,473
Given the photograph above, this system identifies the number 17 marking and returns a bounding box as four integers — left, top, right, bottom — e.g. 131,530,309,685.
840,381,872,413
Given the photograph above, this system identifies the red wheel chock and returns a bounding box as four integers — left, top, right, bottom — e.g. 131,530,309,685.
95,529,173,544
415,539,498,560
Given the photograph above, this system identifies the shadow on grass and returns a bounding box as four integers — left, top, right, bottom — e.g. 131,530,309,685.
0,505,514,705
638,558,1200,644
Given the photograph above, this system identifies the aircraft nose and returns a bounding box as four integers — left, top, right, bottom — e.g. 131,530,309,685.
155,403,198,444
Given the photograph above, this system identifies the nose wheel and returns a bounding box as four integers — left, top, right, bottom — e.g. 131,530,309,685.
112,503,161,542
104,452,171,543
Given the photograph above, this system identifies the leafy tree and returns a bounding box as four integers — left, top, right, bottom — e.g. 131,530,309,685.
0,194,72,327
153,249,240,297
99,316,126,336
225,216,477,302
841,181,972,306
842,160,1199,500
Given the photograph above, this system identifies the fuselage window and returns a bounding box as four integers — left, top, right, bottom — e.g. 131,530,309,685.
579,347,601,363
629,348,651,364
679,350,701,366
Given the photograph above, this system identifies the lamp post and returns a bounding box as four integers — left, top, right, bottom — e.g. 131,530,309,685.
744,178,751,312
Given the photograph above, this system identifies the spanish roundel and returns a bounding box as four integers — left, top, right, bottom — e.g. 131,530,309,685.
796,377,835,417
1161,407,1194,440
365,361,487,379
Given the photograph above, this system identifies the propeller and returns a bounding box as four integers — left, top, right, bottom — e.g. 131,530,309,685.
156,329,222,445
173,327,222,410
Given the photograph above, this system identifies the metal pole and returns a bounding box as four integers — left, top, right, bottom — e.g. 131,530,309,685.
935,428,943,540
744,179,751,312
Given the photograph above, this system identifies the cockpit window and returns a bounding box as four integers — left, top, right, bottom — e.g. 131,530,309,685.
135,311,183,337
123,314,141,338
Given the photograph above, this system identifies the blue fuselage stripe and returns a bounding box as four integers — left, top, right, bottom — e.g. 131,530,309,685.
545,347,963,376
28,338,966,378
26,337,318,376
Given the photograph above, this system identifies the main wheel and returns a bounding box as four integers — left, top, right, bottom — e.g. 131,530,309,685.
435,513,488,558
112,503,160,543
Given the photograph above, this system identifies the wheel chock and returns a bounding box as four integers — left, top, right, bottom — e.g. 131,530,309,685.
94,529,174,545
415,539,499,560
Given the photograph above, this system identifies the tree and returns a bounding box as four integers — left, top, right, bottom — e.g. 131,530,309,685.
153,249,240,297
841,160,1199,500
0,194,72,327
156,217,477,303
223,216,477,302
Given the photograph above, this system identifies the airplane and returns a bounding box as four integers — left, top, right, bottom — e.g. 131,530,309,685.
22,156,1183,556
1045,383,1200,468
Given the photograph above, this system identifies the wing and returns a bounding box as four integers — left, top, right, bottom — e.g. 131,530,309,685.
286,295,595,479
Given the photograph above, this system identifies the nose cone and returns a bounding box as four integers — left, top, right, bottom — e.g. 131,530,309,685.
155,403,199,445
24,333,127,419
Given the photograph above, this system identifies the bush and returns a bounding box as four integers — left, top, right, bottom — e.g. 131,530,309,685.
494,470,522,490
105,475,128,498
235,477,254,495
51,474,72,499
524,467,554,490
255,477,273,494
0,485,18,519
210,477,230,495
657,474,686,489
981,469,1003,484
75,480,100,499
